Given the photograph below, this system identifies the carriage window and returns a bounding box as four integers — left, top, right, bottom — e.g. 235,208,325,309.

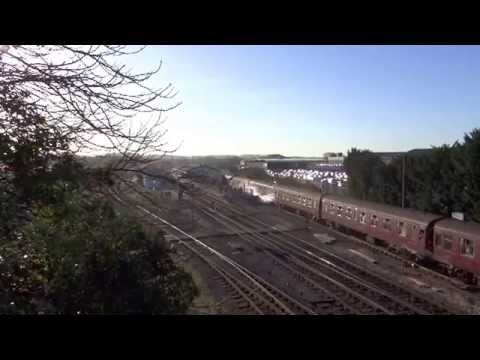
329,203,335,214
359,212,367,224
443,234,453,250
337,206,343,217
461,238,475,257
382,218,391,231
418,229,425,241
399,222,407,237
345,208,353,219
371,214,378,227
435,233,442,247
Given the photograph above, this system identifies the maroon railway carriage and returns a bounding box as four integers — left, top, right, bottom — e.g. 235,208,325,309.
274,185,322,220
321,195,443,257
230,176,480,284
432,219,480,283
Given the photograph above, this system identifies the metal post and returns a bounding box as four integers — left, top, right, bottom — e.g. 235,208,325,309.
401,156,405,208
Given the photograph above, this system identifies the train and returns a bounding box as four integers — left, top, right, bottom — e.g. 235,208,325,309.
230,177,480,285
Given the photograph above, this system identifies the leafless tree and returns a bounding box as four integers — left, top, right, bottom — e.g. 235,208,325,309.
0,45,181,188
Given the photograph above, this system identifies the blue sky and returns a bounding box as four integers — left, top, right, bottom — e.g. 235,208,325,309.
131,45,480,156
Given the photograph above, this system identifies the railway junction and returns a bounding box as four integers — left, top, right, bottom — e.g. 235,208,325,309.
110,177,480,315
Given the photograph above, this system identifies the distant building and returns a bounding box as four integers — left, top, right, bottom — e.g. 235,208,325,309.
240,154,345,171
324,152,343,158
142,175,177,199
325,155,344,166
407,148,434,158
241,158,331,171
373,149,432,165
373,152,406,165
239,159,268,170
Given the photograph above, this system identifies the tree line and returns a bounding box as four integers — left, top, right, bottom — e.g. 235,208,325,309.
344,128,480,223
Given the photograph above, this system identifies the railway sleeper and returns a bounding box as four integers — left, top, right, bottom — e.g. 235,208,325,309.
270,255,359,314
283,243,444,314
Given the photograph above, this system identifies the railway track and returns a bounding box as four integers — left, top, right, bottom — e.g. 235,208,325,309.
196,201,411,314
110,189,316,315
190,185,456,314
196,205,376,314
224,181,477,292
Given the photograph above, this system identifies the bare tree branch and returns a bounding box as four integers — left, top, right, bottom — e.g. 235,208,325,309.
1,45,182,188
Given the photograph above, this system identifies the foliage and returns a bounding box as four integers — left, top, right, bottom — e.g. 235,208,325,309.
343,148,386,200
0,191,198,314
344,128,480,222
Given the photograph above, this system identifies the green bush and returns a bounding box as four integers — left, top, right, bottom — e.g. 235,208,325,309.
0,191,198,314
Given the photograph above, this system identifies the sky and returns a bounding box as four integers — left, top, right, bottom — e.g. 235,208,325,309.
128,45,480,156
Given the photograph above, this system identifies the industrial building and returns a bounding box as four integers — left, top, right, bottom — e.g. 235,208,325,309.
239,149,432,171
140,174,178,199
372,152,406,165
373,149,433,165
240,154,345,171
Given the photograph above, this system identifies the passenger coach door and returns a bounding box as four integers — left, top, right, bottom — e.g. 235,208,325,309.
425,227,434,253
